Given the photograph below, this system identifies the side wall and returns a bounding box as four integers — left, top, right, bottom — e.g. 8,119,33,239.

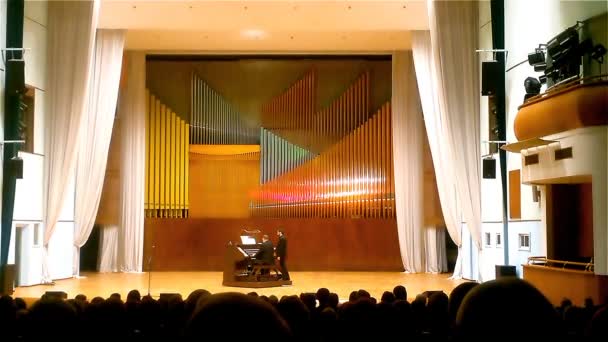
7,1,75,283
476,0,606,280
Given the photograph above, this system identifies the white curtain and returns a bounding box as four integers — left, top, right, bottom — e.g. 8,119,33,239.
425,226,448,273
72,30,125,277
412,30,464,278
412,0,482,278
98,225,118,272
43,0,99,282
117,52,146,273
391,51,426,273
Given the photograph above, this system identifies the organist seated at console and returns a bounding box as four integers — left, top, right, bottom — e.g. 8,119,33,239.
253,234,275,274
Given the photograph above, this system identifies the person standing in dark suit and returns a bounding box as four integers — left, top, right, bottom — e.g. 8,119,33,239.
276,229,290,281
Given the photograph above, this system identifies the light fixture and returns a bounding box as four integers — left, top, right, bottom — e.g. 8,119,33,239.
527,48,545,66
241,29,266,40
523,77,541,102
10,156,23,179
533,63,546,72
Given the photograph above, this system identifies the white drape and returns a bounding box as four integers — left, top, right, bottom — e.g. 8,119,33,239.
73,30,125,277
98,225,118,272
391,51,426,273
412,30,465,277
427,0,482,253
117,52,146,273
425,226,448,273
412,0,482,278
43,0,99,282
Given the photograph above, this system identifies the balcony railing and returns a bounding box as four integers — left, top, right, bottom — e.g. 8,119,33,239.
527,256,594,272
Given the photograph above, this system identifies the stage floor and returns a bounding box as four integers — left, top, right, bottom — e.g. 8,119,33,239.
13,271,466,303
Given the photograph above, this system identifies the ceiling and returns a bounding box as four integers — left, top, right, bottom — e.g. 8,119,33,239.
98,0,429,52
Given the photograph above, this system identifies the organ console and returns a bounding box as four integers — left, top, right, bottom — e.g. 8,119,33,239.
222,231,292,288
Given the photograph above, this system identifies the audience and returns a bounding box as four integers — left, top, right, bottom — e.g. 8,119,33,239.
186,292,291,341
0,278,605,341
455,278,561,338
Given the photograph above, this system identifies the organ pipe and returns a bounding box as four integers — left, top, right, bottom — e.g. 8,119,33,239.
145,90,190,218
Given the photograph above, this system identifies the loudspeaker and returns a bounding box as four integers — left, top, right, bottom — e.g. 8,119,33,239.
422,290,444,298
483,158,496,179
6,59,26,95
9,157,23,179
1,264,16,295
159,293,181,301
481,61,501,96
495,265,517,278
532,185,540,203
45,291,68,300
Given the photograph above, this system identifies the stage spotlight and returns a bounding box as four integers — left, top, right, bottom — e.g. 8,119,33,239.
547,27,579,59
533,63,547,72
523,77,542,103
527,49,545,65
591,44,607,63
524,77,541,94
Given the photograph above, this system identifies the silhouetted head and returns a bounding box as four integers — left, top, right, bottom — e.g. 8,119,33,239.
299,293,316,312
268,295,279,306
328,293,339,309
560,298,572,309
91,296,105,305
277,228,284,237
186,292,291,340
14,297,27,310
127,289,141,303
0,295,17,329
381,291,395,303
75,294,87,302
316,288,331,307
393,285,407,301
456,278,560,338
277,295,310,339
262,234,269,242
186,289,211,314
412,294,427,310
448,281,479,324
349,291,358,302
357,289,370,300
26,297,78,339
588,305,608,341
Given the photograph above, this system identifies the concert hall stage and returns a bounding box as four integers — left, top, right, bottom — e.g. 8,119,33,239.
13,271,464,303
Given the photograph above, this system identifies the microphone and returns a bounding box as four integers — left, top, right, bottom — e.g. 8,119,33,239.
147,245,155,297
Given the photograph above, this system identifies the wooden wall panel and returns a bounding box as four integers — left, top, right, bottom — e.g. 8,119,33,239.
509,169,522,219
524,265,608,306
144,218,403,271
189,151,260,218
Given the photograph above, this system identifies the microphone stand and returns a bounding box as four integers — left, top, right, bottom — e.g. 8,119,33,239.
147,245,155,297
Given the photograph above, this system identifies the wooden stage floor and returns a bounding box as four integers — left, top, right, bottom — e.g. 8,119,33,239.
13,271,465,302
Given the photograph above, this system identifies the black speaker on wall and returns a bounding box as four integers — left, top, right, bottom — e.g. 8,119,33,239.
6,59,26,95
9,157,23,179
481,61,501,96
483,158,496,179
495,265,517,278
